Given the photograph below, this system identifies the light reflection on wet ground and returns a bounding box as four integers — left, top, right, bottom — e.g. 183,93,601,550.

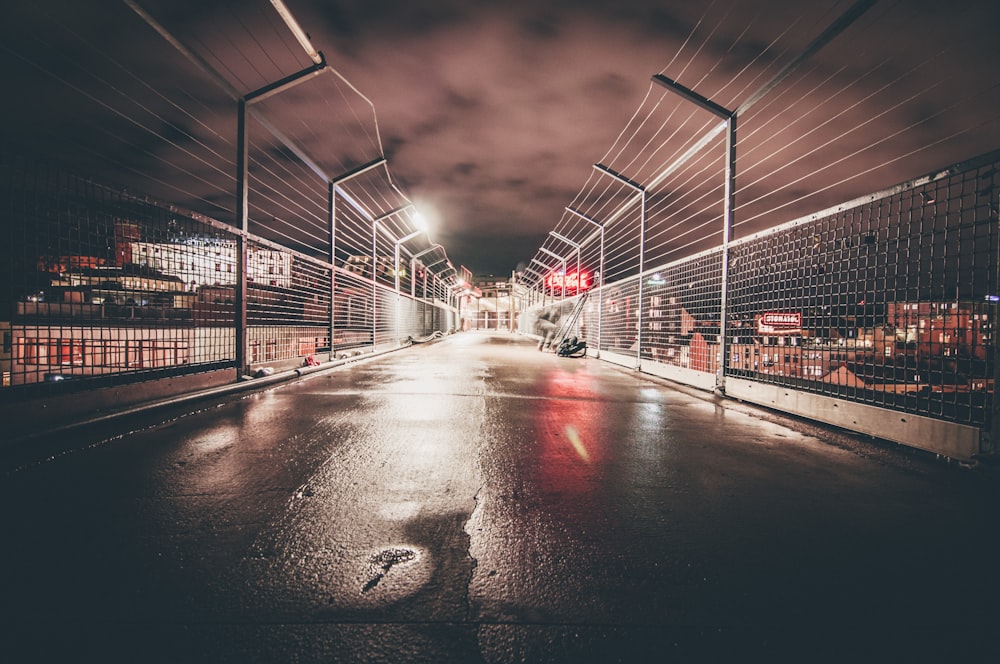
2,331,997,662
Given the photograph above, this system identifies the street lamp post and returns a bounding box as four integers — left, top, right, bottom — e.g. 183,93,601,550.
329,157,386,359
651,74,735,393
523,265,544,309
594,164,645,370
529,258,553,306
549,231,581,296
410,244,446,298
394,228,426,294
448,280,467,332
566,207,605,358
371,204,414,349
538,247,567,302
391,216,428,344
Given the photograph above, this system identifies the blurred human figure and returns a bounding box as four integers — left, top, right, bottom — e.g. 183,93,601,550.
536,308,559,351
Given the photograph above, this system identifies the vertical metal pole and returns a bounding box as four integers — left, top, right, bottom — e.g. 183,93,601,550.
561,258,567,302
394,242,401,294
565,208,604,358
597,226,605,357
371,221,378,350
575,248,581,298
509,273,514,332
394,240,401,344
636,192,646,370
411,258,417,298
235,99,249,378
329,183,336,361
717,114,737,394
991,193,1000,456
991,298,1000,455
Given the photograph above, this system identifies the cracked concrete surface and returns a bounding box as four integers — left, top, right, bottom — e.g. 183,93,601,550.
3,332,998,663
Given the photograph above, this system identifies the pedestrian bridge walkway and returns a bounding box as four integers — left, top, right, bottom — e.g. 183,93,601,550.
3,331,997,662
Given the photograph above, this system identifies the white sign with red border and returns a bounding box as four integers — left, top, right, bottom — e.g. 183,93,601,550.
757,311,802,335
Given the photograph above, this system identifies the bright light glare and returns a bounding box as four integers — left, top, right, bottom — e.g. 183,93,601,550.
411,210,427,230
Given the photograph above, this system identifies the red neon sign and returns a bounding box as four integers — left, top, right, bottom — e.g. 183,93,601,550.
545,270,592,292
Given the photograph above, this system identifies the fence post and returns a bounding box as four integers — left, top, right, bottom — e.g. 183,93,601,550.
235,98,249,377
637,191,646,370
565,207,606,358
992,202,1000,455
718,114,737,394
593,164,646,370
328,183,336,361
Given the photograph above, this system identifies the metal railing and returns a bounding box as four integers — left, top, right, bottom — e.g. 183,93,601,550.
0,151,456,391
522,151,999,459
0,1,459,396
517,1,1000,460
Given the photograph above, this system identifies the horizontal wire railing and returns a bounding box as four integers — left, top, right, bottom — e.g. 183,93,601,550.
517,2,1000,457
0,1,459,396
521,151,999,454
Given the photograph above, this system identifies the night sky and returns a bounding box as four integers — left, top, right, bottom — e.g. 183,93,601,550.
2,0,999,276
292,0,707,275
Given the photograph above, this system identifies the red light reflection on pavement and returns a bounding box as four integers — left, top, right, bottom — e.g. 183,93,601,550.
533,368,606,499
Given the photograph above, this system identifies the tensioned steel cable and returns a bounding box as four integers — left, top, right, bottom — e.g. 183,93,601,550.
736,82,1000,231
0,34,237,214
736,14,991,227
540,3,773,278
548,0,920,274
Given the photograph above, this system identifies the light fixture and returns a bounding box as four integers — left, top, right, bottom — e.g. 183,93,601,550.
270,0,324,65
411,210,428,230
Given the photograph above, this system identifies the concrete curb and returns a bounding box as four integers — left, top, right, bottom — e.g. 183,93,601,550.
5,336,446,447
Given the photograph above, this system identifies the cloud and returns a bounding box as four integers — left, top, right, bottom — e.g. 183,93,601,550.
4,0,998,277
293,1,686,273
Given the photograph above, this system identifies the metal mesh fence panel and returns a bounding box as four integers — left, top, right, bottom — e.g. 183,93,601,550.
521,151,999,435
1,150,459,393
596,277,641,357
577,291,601,349
1,151,237,389
332,268,374,356
727,153,999,428
395,295,450,341
373,283,398,350
246,238,331,368
639,250,722,371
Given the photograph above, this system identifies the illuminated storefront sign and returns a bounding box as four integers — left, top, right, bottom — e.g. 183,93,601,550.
545,270,592,292
758,311,802,335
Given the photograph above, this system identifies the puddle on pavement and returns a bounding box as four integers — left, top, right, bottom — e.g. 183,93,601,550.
361,546,418,593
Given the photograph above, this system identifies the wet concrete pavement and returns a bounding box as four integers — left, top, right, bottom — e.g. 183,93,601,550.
2,332,998,662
